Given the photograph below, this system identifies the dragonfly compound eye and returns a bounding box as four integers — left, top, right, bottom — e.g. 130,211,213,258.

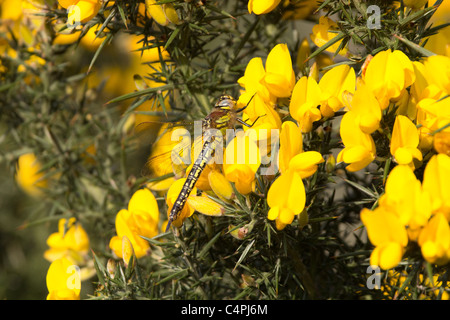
215,95,236,110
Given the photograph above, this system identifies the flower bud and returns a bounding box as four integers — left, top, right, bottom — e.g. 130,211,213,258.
106,259,116,278
326,154,336,173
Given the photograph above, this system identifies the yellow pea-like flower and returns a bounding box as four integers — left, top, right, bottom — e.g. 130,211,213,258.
208,170,234,202
267,149,323,230
223,131,261,195
410,61,444,103
278,121,303,173
248,0,281,15
263,43,296,98
289,76,322,133
379,164,432,241
344,82,382,135
241,93,282,134
363,49,415,109
390,115,423,168
433,131,450,156
417,96,450,134
109,188,159,259
422,154,450,221
58,0,102,24
418,213,450,266
44,218,90,264
145,0,180,26
46,257,81,300
337,111,376,172
188,194,225,217
238,57,275,104
318,64,356,118
423,55,450,96
360,207,408,270
267,169,305,230
310,16,348,56
15,152,48,198
288,151,324,179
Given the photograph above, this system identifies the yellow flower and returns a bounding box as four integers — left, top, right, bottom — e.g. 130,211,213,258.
145,0,180,26
109,188,159,259
422,55,450,96
44,218,89,262
239,93,282,163
53,29,82,45
363,49,415,109
165,178,224,228
58,0,102,24
416,96,450,152
310,16,348,56
422,154,450,221
289,76,322,133
344,82,382,134
267,170,305,230
337,111,376,172
318,64,356,117
263,44,296,98
425,7,450,57
424,26,450,58
288,151,324,179
1,0,24,21
418,213,450,266
223,131,261,195
417,97,450,135
411,60,447,103
46,257,81,300
15,153,48,197
434,131,450,155
361,206,408,270
278,121,303,173
248,0,281,15
208,170,234,202
187,194,225,218
267,150,323,230
390,115,423,168
145,124,181,192
378,165,431,240
238,57,275,104
241,93,282,132
2,0,44,21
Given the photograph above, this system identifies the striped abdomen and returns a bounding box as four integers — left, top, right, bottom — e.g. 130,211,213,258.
165,139,215,232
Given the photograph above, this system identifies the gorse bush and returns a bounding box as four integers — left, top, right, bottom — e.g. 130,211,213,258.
0,0,449,300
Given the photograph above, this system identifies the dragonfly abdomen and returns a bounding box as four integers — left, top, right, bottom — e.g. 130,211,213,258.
165,139,216,232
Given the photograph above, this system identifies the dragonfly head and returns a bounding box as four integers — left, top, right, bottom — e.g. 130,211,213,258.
215,95,236,111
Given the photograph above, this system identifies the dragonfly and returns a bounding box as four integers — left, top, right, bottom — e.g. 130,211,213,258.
147,94,257,232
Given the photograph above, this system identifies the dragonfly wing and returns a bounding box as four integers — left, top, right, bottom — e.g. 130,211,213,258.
145,123,194,189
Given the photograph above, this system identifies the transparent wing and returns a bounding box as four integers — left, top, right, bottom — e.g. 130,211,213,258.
141,119,224,191
145,123,193,177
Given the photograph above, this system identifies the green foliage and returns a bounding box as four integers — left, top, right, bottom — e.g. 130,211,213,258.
0,0,448,300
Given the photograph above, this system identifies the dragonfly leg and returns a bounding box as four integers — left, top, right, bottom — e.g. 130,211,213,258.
237,114,266,128
235,93,257,113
